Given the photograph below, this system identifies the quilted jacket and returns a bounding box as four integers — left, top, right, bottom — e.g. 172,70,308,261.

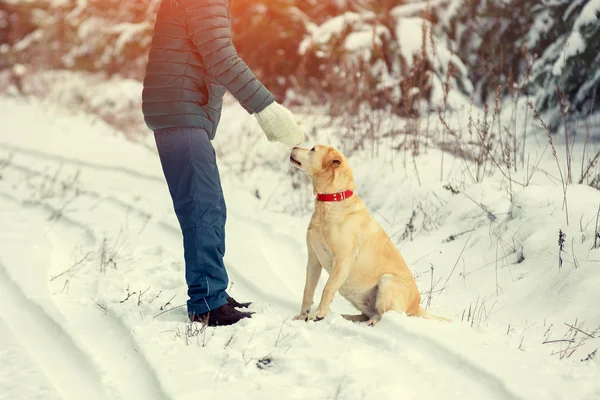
142,0,275,137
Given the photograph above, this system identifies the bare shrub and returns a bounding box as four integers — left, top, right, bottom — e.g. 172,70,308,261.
543,319,599,360
174,318,216,347
99,230,130,274
460,295,498,329
49,247,95,294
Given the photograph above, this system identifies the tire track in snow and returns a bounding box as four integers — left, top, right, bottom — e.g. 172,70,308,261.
0,262,113,400
9,157,304,315
329,319,523,400
41,213,173,400
0,158,156,225
0,194,172,400
396,327,521,400
55,300,172,400
0,319,64,400
0,142,162,184
0,191,96,245
1,146,176,241
95,196,302,314
2,152,300,363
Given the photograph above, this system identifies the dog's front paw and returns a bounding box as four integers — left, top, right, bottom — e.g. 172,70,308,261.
308,310,327,322
292,313,309,321
293,307,312,321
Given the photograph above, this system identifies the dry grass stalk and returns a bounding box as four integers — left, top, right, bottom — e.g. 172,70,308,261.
556,88,573,184
529,101,569,226
580,83,598,184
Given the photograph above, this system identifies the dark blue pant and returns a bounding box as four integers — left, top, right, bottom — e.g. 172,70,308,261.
153,127,229,316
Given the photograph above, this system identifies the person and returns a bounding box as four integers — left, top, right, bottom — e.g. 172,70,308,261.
142,0,305,326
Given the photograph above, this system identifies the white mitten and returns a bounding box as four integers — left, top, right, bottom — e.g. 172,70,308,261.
255,101,305,146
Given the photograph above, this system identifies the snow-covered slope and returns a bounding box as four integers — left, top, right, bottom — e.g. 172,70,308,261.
1,92,599,400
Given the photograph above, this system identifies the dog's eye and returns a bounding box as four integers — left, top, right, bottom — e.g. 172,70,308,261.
310,147,315,152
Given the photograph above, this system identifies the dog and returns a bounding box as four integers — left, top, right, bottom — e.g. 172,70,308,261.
289,145,449,326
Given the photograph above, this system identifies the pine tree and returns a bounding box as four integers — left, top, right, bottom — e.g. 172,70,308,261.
438,0,535,103
297,0,472,116
528,0,600,125
440,0,600,126
4,0,156,78
4,0,309,96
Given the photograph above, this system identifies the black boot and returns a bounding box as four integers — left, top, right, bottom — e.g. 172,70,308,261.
189,303,252,326
227,295,252,309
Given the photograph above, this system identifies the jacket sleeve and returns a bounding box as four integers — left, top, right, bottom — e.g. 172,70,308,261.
182,0,275,114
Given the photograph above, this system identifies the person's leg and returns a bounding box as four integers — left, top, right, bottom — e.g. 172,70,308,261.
213,160,253,309
153,126,229,317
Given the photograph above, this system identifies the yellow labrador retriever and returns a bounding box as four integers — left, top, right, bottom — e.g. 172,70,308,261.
290,145,448,326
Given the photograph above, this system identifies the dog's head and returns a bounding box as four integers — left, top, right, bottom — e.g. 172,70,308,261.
290,145,354,193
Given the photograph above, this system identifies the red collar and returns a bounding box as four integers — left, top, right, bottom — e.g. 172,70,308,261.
316,190,354,202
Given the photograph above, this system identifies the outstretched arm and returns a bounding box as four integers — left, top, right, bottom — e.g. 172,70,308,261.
180,0,304,146
182,0,274,114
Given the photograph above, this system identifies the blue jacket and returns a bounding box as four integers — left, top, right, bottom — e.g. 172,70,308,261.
142,0,275,137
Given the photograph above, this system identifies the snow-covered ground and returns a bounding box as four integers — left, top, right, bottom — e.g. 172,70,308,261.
1,79,600,400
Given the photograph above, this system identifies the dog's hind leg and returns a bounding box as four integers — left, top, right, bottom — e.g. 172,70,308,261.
342,313,370,322
368,274,414,326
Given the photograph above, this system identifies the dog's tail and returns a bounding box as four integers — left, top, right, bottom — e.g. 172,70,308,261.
415,307,451,322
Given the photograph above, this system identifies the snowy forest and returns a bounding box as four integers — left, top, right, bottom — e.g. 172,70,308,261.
2,0,599,129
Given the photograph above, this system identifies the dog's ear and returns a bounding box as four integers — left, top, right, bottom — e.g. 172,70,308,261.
321,148,342,170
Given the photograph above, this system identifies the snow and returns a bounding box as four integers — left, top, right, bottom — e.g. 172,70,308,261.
1,76,600,400
12,29,43,52
390,0,446,19
299,8,473,111
12,64,26,76
577,0,600,26
0,319,63,400
107,21,152,53
565,0,587,22
11,71,148,142
299,11,375,55
551,31,585,76
549,0,599,75
394,17,473,108
65,0,89,21
395,18,425,64
76,17,106,41
576,68,600,105
344,27,388,53
527,8,554,49
395,17,458,73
